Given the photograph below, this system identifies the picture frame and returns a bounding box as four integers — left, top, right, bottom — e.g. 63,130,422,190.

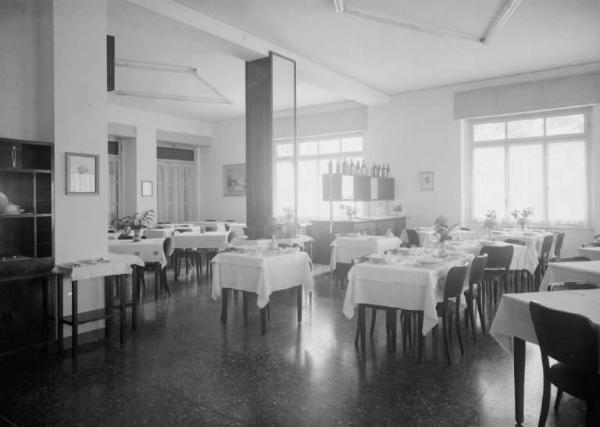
141,180,153,197
223,163,246,196
66,152,99,194
420,171,434,191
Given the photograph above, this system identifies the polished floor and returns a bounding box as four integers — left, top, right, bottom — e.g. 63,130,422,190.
0,268,587,426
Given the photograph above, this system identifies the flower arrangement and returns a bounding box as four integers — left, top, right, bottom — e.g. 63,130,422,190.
113,209,156,232
340,204,358,220
483,210,497,231
433,215,455,243
511,207,534,229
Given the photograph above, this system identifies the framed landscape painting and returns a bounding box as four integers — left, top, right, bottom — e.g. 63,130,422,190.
223,164,246,196
66,152,99,194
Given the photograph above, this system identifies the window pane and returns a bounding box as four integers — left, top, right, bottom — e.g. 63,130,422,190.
507,119,543,139
319,139,340,154
473,122,505,142
472,147,505,219
274,161,294,217
276,143,293,158
297,159,318,219
341,136,363,152
508,144,543,222
546,114,584,136
299,141,318,156
547,141,586,224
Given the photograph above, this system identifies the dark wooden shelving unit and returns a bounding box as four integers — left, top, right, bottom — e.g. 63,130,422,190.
0,137,54,354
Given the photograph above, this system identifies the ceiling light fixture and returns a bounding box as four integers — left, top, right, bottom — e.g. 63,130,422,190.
332,0,344,13
480,0,523,44
112,89,230,104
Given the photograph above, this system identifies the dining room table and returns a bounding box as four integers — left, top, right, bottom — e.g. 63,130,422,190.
108,238,167,268
343,248,474,350
539,259,600,290
171,231,229,250
489,289,600,425
577,246,600,260
407,227,476,247
329,234,402,271
211,247,314,334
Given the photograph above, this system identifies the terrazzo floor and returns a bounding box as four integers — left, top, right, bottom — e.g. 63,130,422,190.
0,267,587,426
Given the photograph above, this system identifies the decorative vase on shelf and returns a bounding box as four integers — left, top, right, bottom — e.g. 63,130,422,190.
133,228,142,242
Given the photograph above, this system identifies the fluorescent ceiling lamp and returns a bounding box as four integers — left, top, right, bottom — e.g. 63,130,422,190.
480,0,523,44
333,0,344,13
112,89,230,104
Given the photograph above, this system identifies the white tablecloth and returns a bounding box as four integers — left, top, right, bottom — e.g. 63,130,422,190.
330,236,402,270
231,236,313,248
577,246,600,260
343,252,473,335
53,253,144,281
211,250,314,308
172,231,229,250
540,260,600,291
489,289,600,367
409,228,476,247
475,239,536,274
109,238,167,268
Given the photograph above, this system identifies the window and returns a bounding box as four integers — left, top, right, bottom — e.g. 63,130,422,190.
469,109,589,226
274,134,363,220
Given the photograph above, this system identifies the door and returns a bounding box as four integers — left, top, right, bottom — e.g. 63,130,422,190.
157,160,197,223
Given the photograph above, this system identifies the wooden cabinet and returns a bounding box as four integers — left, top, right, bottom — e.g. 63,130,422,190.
308,216,406,264
0,138,54,354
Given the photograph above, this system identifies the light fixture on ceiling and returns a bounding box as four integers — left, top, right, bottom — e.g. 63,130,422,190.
113,58,232,104
333,0,345,13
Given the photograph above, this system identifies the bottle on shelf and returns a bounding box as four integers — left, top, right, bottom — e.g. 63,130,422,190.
328,159,332,174
335,160,340,174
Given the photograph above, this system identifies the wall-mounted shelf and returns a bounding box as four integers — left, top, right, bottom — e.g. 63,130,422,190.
322,173,395,201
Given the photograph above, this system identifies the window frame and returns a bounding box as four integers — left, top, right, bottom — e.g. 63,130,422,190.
467,107,591,227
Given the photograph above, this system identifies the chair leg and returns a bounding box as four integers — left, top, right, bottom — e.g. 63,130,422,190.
554,388,563,413
161,268,170,297
455,304,464,356
417,312,424,363
476,288,486,334
370,309,377,336
442,314,452,365
466,291,477,342
538,376,551,427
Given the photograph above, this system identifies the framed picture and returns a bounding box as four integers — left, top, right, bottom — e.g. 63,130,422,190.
420,171,434,191
66,152,99,194
141,180,153,197
223,163,246,196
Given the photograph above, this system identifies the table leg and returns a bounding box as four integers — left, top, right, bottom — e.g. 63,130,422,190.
119,275,126,345
260,305,267,335
358,304,366,351
220,288,229,324
71,280,78,359
42,276,48,344
56,274,64,355
386,309,396,352
242,291,248,327
514,336,525,425
132,268,138,330
154,265,159,300
104,277,112,343
297,285,302,323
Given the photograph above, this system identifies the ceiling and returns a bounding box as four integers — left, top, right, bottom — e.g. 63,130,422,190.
108,0,600,122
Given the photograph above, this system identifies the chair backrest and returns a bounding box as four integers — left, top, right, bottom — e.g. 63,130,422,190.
351,255,369,265
205,226,218,232
469,254,488,285
227,231,236,243
460,227,471,231
225,219,235,222
549,256,590,263
224,223,230,232
548,282,599,291
504,238,525,246
480,245,514,269
540,235,554,260
554,232,565,258
529,301,599,372
443,264,469,300
205,219,216,222
163,236,175,257
406,229,420,246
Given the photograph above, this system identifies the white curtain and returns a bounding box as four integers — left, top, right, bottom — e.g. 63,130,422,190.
157,160,197,223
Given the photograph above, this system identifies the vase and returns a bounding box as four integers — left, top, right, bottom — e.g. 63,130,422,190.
439,241,448,257
133,228,142,242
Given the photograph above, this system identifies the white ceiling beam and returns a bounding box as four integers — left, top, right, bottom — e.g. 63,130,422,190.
126,0,390,106
480,0,523,44
342,6,481,44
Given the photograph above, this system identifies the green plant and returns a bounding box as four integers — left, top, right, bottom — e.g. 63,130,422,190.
112,210,156,231
483,210,497,230
511,207,534,228
434,215,456,243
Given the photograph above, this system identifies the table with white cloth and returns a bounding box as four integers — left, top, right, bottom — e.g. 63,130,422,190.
475,239,537,274
231,235,314,256
539,260,600,291
407,227,476,247
577,246,600,260
489,289,600,425
211,249,314,334
109,238,167,268
144,225,200,238
172,231,229,250
225,222,247,236
492,230,553,267
343,250,473,350
329,235,402,271
52,253,144,358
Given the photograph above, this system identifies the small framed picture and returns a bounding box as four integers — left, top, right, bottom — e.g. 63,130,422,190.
223,164,246,197
420,171,434,191
66,152,99,194
141,181,153,197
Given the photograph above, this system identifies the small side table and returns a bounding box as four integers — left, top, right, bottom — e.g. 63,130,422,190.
53,254,144,358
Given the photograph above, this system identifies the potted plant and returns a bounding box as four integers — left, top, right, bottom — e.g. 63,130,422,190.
340,204,358,221
112,209,156,241
482,210,497,239
434,215,455,254
511,207,534,230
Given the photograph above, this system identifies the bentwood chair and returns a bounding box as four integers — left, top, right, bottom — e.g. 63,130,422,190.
206,231,237,277
435,263,469,365
140,236,174,299
536,235,555,288
405,229,420,247
554,232,565,258
479,245,514,321
463,254,488,339
503,239,532,292
529,302,600,427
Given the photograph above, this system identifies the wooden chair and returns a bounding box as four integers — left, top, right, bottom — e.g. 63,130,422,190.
549,256,590,263
536,234,555,288
480,245,514,321
504,238,525,246
405,229,420,247
529,302,600,426
435,264,469,365
554,232,565,258
463,254,488,339
206,231,237,277
140,237,174,299
504,239,532,292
